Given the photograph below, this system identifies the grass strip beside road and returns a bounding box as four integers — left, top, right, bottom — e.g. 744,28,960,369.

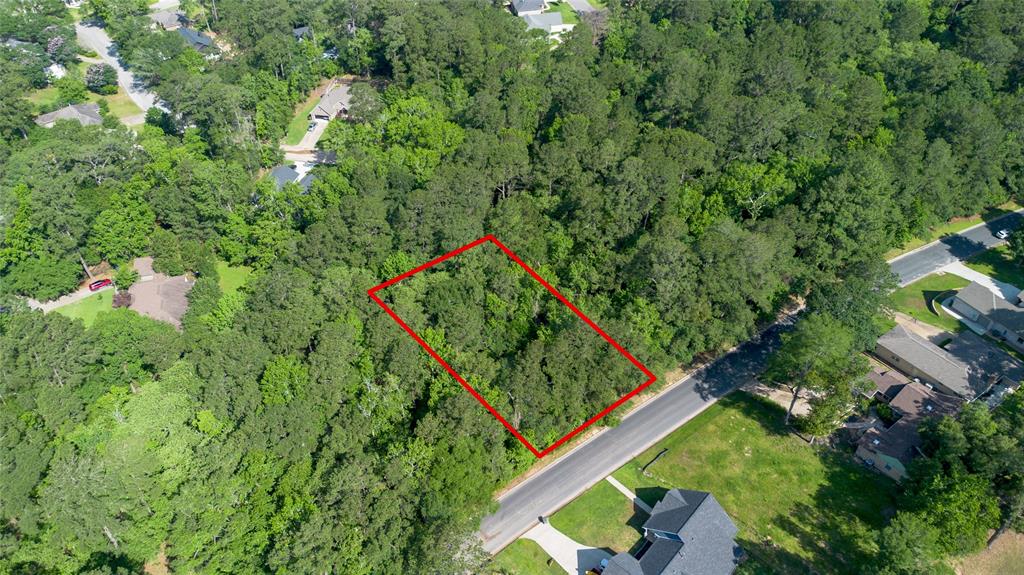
550,479,644,554
489,539,563,575
885,201,1022,260
966,245,1024,292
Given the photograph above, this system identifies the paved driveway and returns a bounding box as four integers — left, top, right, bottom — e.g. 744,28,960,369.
941,261,1021,301
565,0,598,12
521,522,610,575
75,22,158,112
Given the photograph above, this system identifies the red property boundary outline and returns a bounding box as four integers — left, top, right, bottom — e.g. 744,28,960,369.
367,234,657,458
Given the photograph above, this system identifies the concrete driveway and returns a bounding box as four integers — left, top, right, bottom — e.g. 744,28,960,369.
521,522,610,575
280,119,328,153
941,261,1021,301
565,0,598,12
75,22,158,113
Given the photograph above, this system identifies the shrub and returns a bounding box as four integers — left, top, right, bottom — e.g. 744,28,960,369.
85,63,118,95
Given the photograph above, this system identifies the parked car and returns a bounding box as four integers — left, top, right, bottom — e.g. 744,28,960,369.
89,279,112,291
996,229,1011,240
307,121,317,132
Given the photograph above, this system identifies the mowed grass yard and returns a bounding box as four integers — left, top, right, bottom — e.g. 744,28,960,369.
967,245,1024,291
53,290,113,327
28,62,143,122
550,479,644,554
284,92,322,145
216,260,252,295
489,539,563,575
889,272,969,333
885,201,1023,259
606,393,898,575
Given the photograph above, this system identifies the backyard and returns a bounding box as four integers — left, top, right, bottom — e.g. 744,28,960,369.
28,62,144,123
889,272,969,333
966,245,1024,292
509,393,898,575
216,260,253,295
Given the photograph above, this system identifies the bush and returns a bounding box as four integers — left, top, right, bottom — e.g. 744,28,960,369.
55,77,88,105
85,63,118,95
114,266,139,290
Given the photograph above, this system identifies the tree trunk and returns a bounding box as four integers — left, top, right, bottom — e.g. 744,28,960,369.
785,384,803,425
988,508,1022,548
78,251,94,280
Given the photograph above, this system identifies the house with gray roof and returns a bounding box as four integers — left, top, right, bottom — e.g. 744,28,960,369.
874,324,1022,403
309,82,351,121
293,25,311,40
178,28,215,53
603,489,741,575
34,103,102,128
522,12,574,39
150,10,186,30
949,281,1024,353
269,165,300,189
511,0,546,16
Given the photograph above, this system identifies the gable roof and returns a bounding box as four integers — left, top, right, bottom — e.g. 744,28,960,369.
293,25,311,39
149,10,185,29
603,553,644,575
644,489,709,534
637,489,740,575
858,381,961,463
876,325,976,399
310,83,351,119
944,329,1024,386
34,102,102,127
511,0,546,14
868,367,909,399
269,165,299,189
955,281,1024,333
523,12,565,32
178,27,213,50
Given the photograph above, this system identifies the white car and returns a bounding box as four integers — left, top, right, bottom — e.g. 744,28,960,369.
996,229,1011,240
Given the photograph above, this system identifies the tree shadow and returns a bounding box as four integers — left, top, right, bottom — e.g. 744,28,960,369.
767,451,898,574
693,322,791,402
937,230,991,260
635,486,668,509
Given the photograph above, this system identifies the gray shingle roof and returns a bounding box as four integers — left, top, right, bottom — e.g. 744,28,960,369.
955,281,1024,334
604,552,644,575
34,103,102,127
270,165,299,189
149,10,184,29
644,489,708,534
178,28,213,51
945,329,1024,386
858,381,962,463
310,83,351,119
511,0,546,14
523,12,565,32
876,325,975,398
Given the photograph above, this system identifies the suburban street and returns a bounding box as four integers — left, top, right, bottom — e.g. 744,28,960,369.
75,22,158,113
479,217,1023,554
889,211,1024,286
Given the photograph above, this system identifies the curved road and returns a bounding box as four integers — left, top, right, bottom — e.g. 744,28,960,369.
75,22,158,113
479,211,1024,554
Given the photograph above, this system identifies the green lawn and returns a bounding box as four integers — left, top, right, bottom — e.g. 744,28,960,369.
284,92,322,145
489,539,563,575
966,245,1024,291
546,1,580,24
890,272,970,332
53,290,113,327
608,393,897,575
885,201,1023,260
550,479,644,554
28,62,143,123
216,261,253,295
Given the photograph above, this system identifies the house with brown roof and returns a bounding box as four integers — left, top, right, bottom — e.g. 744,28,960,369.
34,103,102,128
855,381,962,482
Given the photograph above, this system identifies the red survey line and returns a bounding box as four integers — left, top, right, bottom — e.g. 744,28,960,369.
367,235,656,458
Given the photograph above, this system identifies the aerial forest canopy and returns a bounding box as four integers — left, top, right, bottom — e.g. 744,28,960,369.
1,0,1023,573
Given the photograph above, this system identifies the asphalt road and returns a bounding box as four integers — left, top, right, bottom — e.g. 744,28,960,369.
478,321,790,553
75,22,158,113
889,210,1024,286
479,210,1024,554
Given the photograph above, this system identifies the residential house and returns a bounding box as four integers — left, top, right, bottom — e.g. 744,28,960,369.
522,12,574,40
855,380,962,481
150,10,186,31
873,325,1023,402
178,28,215,53
866,366,909,401
309,82,351,121
949,281,1024,353
269,165,317,193
34,103,102,128
293,26,312,40
510,0,546,16
604,489,742,575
